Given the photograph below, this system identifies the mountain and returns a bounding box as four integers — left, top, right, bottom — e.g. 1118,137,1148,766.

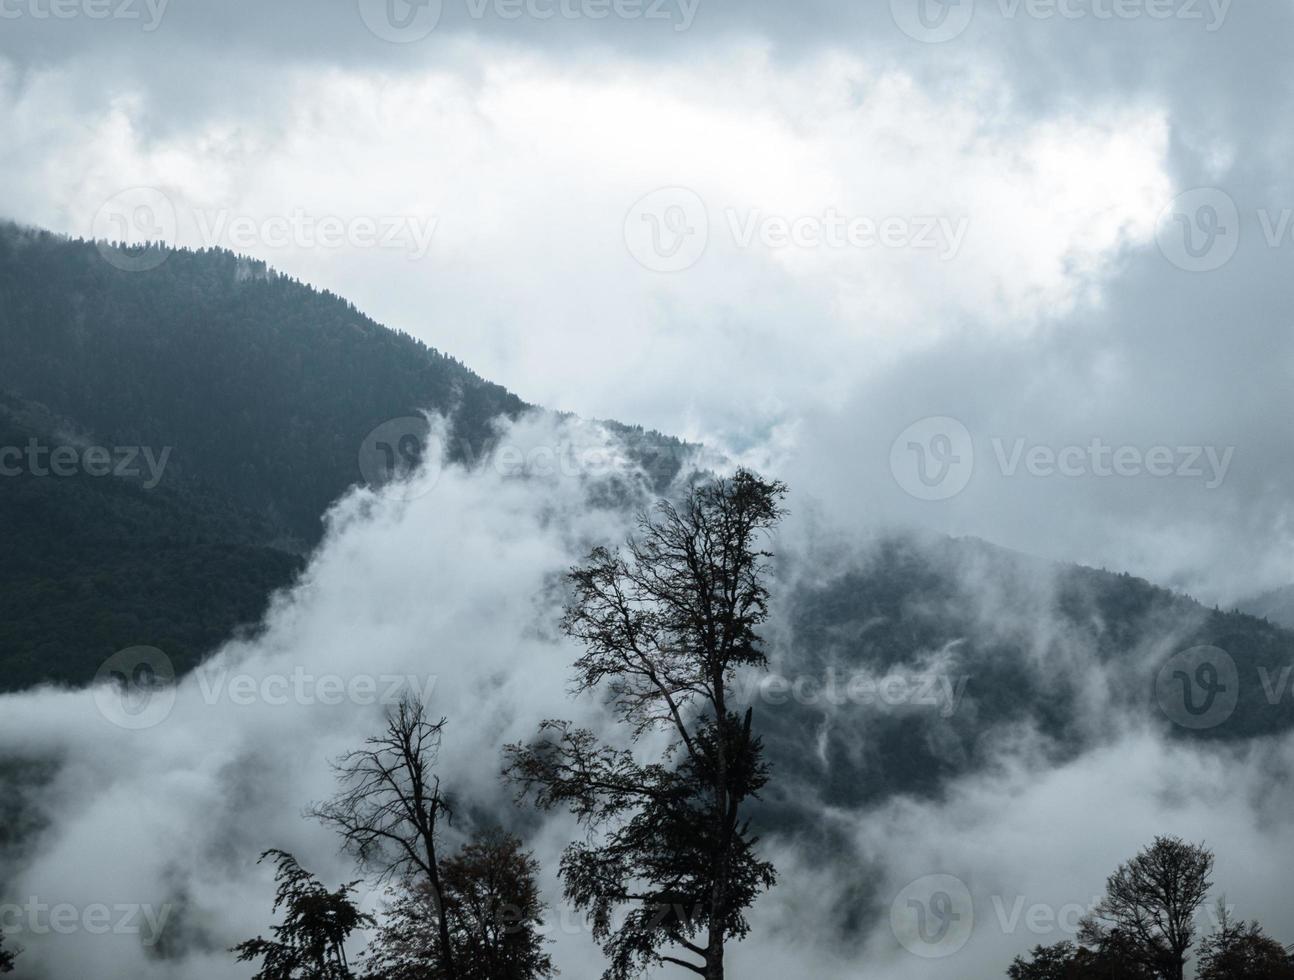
0,223,688,690
4,219,1293,804
756,532,1294,839
1237,584,1294,631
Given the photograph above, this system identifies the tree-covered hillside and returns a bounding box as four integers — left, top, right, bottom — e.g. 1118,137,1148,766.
0,224,688,691
751,533,1294,845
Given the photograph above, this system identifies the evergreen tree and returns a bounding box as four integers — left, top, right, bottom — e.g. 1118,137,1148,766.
232,850,372,980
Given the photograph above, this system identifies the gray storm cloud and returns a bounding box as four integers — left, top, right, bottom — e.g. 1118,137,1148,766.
5,3,1294,975
6,15,1292,599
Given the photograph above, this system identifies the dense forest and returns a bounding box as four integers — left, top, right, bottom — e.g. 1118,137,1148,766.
0,223,689,691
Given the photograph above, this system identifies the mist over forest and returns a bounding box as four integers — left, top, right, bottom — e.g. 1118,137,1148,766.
4,2,1294,978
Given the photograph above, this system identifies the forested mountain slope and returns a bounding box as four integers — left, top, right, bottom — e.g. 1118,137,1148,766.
0,224,687,690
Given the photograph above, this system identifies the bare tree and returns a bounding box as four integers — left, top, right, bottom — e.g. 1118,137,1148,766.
311,698,459,980
1079,836,1215,980
507,469,787,980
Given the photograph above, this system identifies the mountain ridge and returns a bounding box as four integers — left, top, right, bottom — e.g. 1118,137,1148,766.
0,221,690,689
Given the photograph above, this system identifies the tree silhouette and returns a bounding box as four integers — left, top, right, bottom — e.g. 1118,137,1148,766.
1078,837,1214,980
1007,939,1156,979
0,936,16,974
1197,904,1294,980
362,829,555,980
1008,941,1078,979
311,698,460,980
232,850,372,980
506,469,786,980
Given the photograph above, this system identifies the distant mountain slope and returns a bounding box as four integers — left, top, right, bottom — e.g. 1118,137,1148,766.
0,223,689,691
754,534,1294,836
1237,584,1294,631
0,390,304,688
0,224,532,544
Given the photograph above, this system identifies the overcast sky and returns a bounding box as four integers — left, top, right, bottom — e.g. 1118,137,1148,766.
5,0,1294,598
8,10,1294,977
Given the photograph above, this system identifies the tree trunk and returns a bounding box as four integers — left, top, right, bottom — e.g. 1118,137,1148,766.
426,838,458,980
704,928,725,980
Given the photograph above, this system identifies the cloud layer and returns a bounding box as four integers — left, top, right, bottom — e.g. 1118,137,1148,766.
2,419,1292,979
